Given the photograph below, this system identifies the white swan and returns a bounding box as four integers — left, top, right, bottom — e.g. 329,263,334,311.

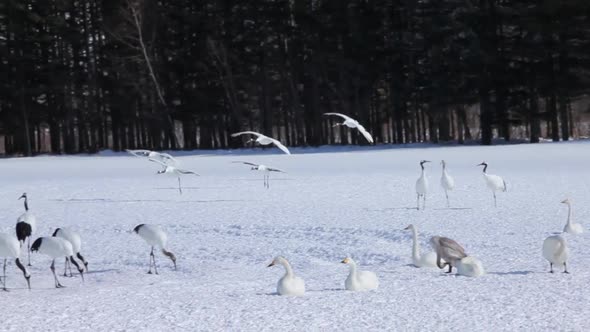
542,235,569,273
267,256,305,296
440,160,455,207
341,257,379,291
561,199,584,234
403,224,439,268
415,160,431,210
456,256,485,277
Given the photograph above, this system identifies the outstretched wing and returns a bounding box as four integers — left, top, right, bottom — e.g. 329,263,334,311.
148,158,167,168
270,138,291,155
267,167,286,173
177,169,200,176
356,124,374,144
323,112,354,122
231,131,263,138
156,152,178,165
232,161,259,167
126,149,152,158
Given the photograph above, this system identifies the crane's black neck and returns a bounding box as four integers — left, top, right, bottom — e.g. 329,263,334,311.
420,162,426,170
482,163,488,173
23,197,29,211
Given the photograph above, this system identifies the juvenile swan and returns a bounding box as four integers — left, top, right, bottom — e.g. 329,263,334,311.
561,199,584,235
341,257,379,291
404,224,438,268
430,236,484,277
543,235,569,273
267,256,305,296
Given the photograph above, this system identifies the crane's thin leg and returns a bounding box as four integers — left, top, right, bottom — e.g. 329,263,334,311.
423,195,427,210
445,190,449,208
549,263,553,273
148,246,154,274
416,194,420,210
2,258,7,291
63,257,68,277
51,259,63,288
563,262,569,274
153,248,159,275
178,177,182,195
68,257,73,277
27,237,31,266
493,192,497,208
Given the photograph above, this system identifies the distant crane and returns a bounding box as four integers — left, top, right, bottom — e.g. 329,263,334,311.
16,193,37,266
440,160,455,207
126,149,178,165
133,224,177,274
231,131,291,155
232,161,286,188
415,160,431,210
477,162,506,207
149,158,199,194
323,113,374,144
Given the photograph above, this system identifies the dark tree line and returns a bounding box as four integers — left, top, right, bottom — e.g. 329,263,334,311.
1,0,589,155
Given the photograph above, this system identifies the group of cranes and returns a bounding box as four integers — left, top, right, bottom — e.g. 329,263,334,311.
415,160,506,209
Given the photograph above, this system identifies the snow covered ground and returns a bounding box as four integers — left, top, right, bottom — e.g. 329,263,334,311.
1,141,589,331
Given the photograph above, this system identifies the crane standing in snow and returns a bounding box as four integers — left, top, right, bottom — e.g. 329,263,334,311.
415,160,430,210
440,160,455,207
477,162,507,207
133,224,177,274
16,193,37,266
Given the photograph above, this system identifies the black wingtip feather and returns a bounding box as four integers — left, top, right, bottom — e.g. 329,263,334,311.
16,222,32,242
133,224,145,233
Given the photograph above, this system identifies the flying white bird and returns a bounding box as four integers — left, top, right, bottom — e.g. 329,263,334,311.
415,160,430,210
232,161,285,188
440,160,455,207
267,256,305,296
543,235,569,273
52,228,89,275
31,237,85,288
323,113,374,144
341,257,379,291
16,193,37,266
126,149,178,166
133,224,177,274
149,158,199,194
561,199,584,234
0,233,31,290
231,131,291,155
477,162,506,207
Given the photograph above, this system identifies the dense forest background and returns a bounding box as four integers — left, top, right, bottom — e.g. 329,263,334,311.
1,0,589,155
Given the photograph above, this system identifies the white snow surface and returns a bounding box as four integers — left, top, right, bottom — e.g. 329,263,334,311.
1,141,590,331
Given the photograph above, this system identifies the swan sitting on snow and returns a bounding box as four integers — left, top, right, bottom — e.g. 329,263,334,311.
341,257,379,291
404,224,439,268
267,256,305,296
430,236,485,277
543,235,569,273
561,199,584,235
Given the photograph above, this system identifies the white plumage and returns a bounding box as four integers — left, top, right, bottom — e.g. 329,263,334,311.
31,237,84,288
440,160,455,207
561,199,584,235
231,131,291,155
133,224,177,274
232,161,285,188
16,192,37,266
126,149,179,166
0,233,31,290
341,257,379,291
149,158,199,194
404,224,439,268
456,256,485,277
477,162,506,207
542,235,569,273
323,113,374,144
267,256,305,296
52,228,89,274
415,160,430,210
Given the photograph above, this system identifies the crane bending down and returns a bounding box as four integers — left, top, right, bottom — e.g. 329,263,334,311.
232,161,286,188
323,113,374,144
231,131,291,155
149,158,199,194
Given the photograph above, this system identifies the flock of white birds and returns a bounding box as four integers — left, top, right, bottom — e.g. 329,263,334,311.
0,113,585,298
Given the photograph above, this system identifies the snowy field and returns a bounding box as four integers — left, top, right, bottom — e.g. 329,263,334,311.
1,141,589,331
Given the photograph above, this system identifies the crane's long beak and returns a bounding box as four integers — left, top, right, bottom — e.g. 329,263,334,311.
403,225,410,230
18,195,25,200
267,262,275,267
476,163,484,166
560,199,568,204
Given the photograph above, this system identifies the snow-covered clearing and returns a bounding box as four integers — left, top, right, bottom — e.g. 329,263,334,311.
1,141,589,331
